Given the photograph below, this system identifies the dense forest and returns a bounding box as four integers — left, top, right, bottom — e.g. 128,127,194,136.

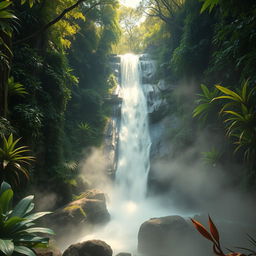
0,0,120,203
0,0,256,256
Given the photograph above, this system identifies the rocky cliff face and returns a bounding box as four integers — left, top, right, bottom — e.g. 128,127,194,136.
103,55,122,178
139,54,173,160
139,54,177,193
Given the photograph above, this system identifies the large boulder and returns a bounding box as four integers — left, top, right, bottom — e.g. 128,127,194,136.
48,190,110,228
63,240,112,256
138,215,210,256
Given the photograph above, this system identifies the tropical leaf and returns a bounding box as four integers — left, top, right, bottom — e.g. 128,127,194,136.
0,239,14,256
0,134,34,186
3,216,25,231
14,246,37,256
8,77,28,96
14,236,49,244
191,218,214,242
24,212,52,222
0,1,12,10
0,188,13,213
208,215,220,243
0,181,11,193
0,182,54,256
215,85,243,102
200,0,219,13
10,195,34,218
23,227,55,235
193,103,210,118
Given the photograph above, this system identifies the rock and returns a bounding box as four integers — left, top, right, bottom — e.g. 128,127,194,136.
157,79,175,92
49,190,110,227
143,83,169,124
148,104,169,123
35,246,62,256
63,240,112,256
140,60,156,84
138,215,210,256
115,253,131,256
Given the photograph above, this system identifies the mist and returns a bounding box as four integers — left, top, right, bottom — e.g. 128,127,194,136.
61,62,255,256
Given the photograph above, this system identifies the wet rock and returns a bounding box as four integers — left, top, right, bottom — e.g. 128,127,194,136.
138,215,209,256
49,190,110,227
63,240,112,256
140,60,156,84
115,253,132,256
144,83,169,124
35,246,62,256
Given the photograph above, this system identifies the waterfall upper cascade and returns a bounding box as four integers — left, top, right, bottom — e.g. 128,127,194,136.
115,54,151,201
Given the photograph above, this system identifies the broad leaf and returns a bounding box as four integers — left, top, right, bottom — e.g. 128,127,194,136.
25,212,52,222
0,1,12,10
23,227,55,235
0,239,14,256
0,189,13,214
3,216,24,231
215,85,243,102
10,195,34,218
14,246,37,256
0,182,11,195
14,235,49,244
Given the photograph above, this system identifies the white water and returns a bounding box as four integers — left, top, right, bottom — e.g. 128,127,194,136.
80,54,188,254
115,54,151,201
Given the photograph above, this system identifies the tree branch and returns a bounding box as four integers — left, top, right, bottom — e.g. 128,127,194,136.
145,0,183,30
14,0,105,45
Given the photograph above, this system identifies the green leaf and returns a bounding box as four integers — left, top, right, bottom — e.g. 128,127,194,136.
212,95,239,102
215,85,243,102
14,236,49,244
0,239,14,256
224,110,245,121
200,0,219,13
0,182,12,195
193,103,210,117
3,216,24,230
0,11,17,19
25,212,52,222
14,246,36,256
0,2,12,10
200,84,210,97
0,189,13,214
23,227,55,235
10,195,34,218
241,80,248,100
24,202,35,215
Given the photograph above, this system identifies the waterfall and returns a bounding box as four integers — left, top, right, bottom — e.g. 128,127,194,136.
80,54,175,254
115,54,151,201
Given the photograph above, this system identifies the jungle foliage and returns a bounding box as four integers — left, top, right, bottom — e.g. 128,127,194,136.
133,0,256,186
0,181,54,256
0,0,120,204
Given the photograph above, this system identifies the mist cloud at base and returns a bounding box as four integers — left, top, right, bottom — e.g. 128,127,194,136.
79,147,112,192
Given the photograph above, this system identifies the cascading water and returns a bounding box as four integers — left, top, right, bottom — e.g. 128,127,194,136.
80,54,181,254
115,54,151,201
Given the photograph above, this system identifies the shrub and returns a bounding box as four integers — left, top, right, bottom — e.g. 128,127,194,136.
0,181,54,256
